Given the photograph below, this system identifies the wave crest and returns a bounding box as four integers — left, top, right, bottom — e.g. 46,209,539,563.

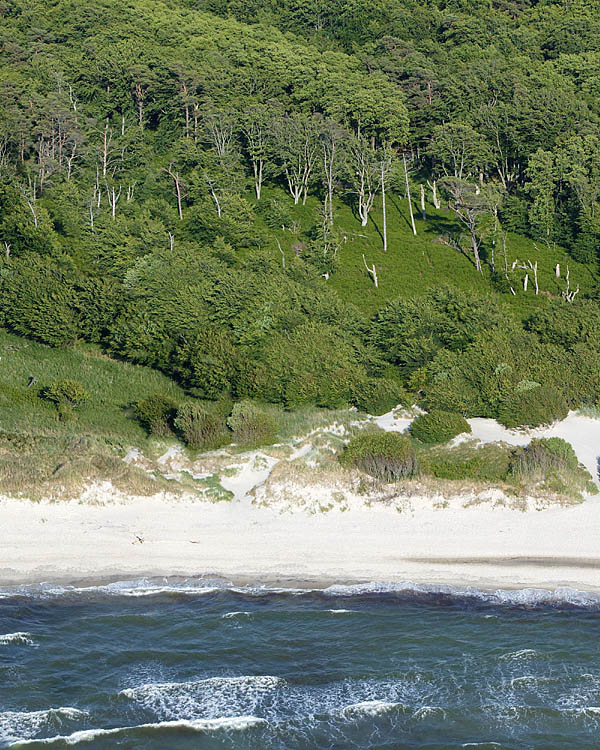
0,708,87,744
9,716,266,747
2,577,600,609
0,633,36,647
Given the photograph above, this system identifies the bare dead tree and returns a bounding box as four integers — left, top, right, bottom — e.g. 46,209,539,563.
18,184,38,227
440,178,491,272
126,182,136,202
346,136,379,226
163,164,184,220
562,265,580,302
420,184,426,220
380,147,394,253
100,118,113,178
88,196,97,231
402,151,417,235
513,256,540,294
320,120,347,227
427,179,441,209
105,182,122,219
276,238,285,268
241,104,277,201
362,254,378,287
274,113,319,205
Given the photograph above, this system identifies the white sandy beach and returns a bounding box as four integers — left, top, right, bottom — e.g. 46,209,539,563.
2,410,600,592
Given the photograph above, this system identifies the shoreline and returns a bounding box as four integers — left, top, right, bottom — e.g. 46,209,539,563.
3,492,600,592
3,565,600,594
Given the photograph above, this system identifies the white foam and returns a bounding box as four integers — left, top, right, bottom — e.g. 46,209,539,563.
0,632,36,647
0,579,223,600
3,578,600,609
0,708,87,744
9,716,266,746
120,675,284,721
323,581,600,608
341,700,401,718
326,609,354,614
499,649,540,661
221,611,251,619
412,706,446,720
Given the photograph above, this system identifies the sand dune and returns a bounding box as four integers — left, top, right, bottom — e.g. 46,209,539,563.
2,410,600,592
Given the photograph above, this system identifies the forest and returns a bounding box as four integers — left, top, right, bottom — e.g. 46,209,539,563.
2,0,600,435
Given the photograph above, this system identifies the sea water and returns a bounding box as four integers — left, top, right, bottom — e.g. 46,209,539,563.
1,579,600,749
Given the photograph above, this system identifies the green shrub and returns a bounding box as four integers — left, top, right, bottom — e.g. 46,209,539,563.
257,197,293,230
227,400,279,447
410,410,471,444
510,437,579,477
41,379,89,407
340,432,418,482
0,256,78,347
174,401,229,449
173,328,238,399
253,322,365,409
352,377,406,416
421,443,512,482
497,383,569,428
134,393,178,437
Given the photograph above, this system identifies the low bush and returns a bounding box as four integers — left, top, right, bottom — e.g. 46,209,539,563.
227,400,279,448
133,393,178,437
352,377,406,416
174,401,230,450
497,383,569,429
421,443,512,482
410,410,471,444
340,432,418,482
510,437,579,477
41,379,89,407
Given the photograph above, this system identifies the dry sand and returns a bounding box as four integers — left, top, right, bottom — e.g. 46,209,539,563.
2,410,600,592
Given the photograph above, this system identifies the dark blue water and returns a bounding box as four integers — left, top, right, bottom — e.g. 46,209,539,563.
1,579,600,749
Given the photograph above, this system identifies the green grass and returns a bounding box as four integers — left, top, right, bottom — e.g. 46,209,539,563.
257,402,365,442
256,185,597,319
0,328,185,446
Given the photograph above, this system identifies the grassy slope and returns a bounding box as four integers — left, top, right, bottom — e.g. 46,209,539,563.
0,329,185,446
260,186,597,318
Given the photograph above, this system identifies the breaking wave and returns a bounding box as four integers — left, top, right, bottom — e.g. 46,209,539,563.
9,717,265,747
1,578,599,609
0,633,36,647
0,709,87,745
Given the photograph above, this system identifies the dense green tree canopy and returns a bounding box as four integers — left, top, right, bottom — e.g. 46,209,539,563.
1,0,600,426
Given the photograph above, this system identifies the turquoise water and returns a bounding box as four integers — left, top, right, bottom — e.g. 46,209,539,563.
1,579,600,749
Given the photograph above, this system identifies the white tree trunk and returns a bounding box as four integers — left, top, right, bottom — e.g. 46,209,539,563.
362,254,378,287
381,162,387,253
403,153,417,235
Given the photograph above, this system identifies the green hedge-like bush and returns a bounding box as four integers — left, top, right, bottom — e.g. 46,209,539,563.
410,410,471,444
510,437,579,477
421,443,512,482
134,393,178,437
497,384,569,429
227,401,279,448
174,402,230,450
0,256,78,348
340,432,418,482
351,377,406,416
